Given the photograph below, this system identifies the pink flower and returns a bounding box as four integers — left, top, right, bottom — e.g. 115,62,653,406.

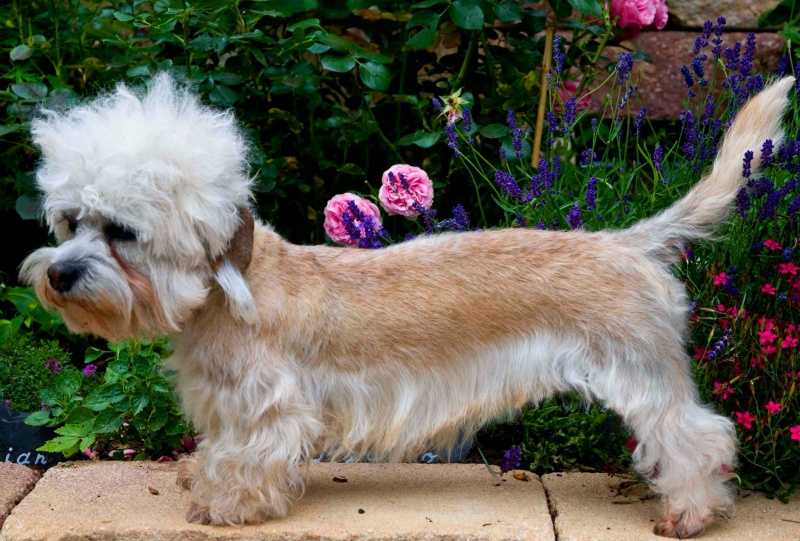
379,164,434,218
761,283,777,296
735,411,756,430
653,0,668,29
782,335,798,349
610,0,667,31
765,401,782,415
712,272,728,286
712,381,734,401
790,425,800,442
323,193,383,246
778,262,799,276
82,448,97,460
763,239,782,251
558,80,591,111
122,448,136,460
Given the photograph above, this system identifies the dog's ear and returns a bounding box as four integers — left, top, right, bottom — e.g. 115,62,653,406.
214,207,259,325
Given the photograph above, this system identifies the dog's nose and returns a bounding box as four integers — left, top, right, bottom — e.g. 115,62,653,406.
47,261,84,293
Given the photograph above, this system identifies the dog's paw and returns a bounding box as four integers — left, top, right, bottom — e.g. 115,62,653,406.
653,513,709,538
186,502,212,525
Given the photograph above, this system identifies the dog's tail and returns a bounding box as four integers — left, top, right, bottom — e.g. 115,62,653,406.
621,76,794,264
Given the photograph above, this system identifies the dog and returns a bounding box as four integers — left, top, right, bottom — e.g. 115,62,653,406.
20,74,794,537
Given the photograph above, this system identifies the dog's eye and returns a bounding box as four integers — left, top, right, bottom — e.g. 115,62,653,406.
104,222,137,242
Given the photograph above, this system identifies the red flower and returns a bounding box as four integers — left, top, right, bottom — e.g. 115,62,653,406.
758,327,778,346
765,401,782,415
778,262,799,276
782,335,798,349
763,239,782,251
761,283,777,296
735,411,756,430
693,346,708,361
712,272,729,286
712,381,734,400
790,425,800,442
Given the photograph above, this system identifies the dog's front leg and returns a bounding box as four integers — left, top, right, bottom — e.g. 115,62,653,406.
182,364,320,525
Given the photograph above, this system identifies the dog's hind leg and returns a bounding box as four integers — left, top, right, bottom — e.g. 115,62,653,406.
592,348,736,538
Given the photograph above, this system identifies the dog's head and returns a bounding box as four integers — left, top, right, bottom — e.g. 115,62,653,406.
20,74,258,341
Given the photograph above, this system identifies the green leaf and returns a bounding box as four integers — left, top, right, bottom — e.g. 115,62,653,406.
0,124,20,137
287,18,321,32
208,85,239,106
55,421,94,437
93,411,124,434
16,195,41,220
25,410,51,427
10,44,33,62
63,407,95,425
126,65,151,78
11,82,48,101
480,124,509,139
54,369,82,399
358,61,391,91
79,435,96,452
397,130,441,148
494,1,522,22
449,0,484,30
132,395,150,415
307,43,330,54
85,347,105,364
210,72,243,85
412,0,447,7
320,55,356,72
38,436,80,456
84,384,125,412
501,137,532,161
406,28,437,50
112,11,134,21
567,0,603,16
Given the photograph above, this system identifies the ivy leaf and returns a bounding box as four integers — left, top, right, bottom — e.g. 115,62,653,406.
320,55,356,72
412,0,447,7
494,1,522,22
397,130,441,148
10,44,32,62
480,124,509,139
449,0,484,30
358,61,391,91
25,410,51,427
85,347,105,364
567,0,603,16
406,28,437,50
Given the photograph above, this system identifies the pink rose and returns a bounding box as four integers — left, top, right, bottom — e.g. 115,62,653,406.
558,80,590,111
653,0,668,30
324,193,383,246
379,164,434,218
610,0,667,31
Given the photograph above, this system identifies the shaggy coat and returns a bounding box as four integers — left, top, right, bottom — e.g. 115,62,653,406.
20,75,795,538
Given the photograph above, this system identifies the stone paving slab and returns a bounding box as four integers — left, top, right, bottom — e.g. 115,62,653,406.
0,462,554,541
0,463,41,530
542,472,800,541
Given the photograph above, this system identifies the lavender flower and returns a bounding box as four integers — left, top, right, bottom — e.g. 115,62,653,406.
723,42,741,71
586,176,598,210
495,170,522,200
579,148,596,167
616,52,634,84
567,203,582,229
552,35,565,74
742,150,753,178
691,55,706,83
445,123,459,154
735,187,750,217
739,33,756,78
431,96,443,112
83,364,98,377
618,85,636,109
777,54,789,77
789,193,800,216
679,110,697,159
507,110,524,158
701,95,715,125
545,111,560,135
501,446,522,473
680,65,694,89
438,205,470,232
653,144,664,172
462,107,473,134
761,139,773,167
712,17,725,59
514,212,527,227
705,330,731,361
564,97,577,126
634,108,647,136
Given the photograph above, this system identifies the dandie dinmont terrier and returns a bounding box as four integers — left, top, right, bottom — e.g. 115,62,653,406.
20,74,794,537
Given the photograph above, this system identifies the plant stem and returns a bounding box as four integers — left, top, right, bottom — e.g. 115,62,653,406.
531,21,554,167
452,31,477,90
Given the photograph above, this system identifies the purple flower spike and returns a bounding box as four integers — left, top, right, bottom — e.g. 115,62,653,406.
742,150,754,178
494,170,523,200
83,364,98,377
567,203,583,229
501,446,522,473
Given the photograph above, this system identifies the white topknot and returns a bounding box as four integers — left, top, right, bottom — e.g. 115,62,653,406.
31,73,253,260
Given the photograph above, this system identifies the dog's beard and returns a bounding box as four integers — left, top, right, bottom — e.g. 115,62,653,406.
20,241,208,341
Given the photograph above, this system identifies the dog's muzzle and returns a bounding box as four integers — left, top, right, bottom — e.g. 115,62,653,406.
47,260,85,293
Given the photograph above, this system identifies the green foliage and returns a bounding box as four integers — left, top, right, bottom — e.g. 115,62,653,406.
0,333,67,412
26,339,188,458
520,396,630,473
